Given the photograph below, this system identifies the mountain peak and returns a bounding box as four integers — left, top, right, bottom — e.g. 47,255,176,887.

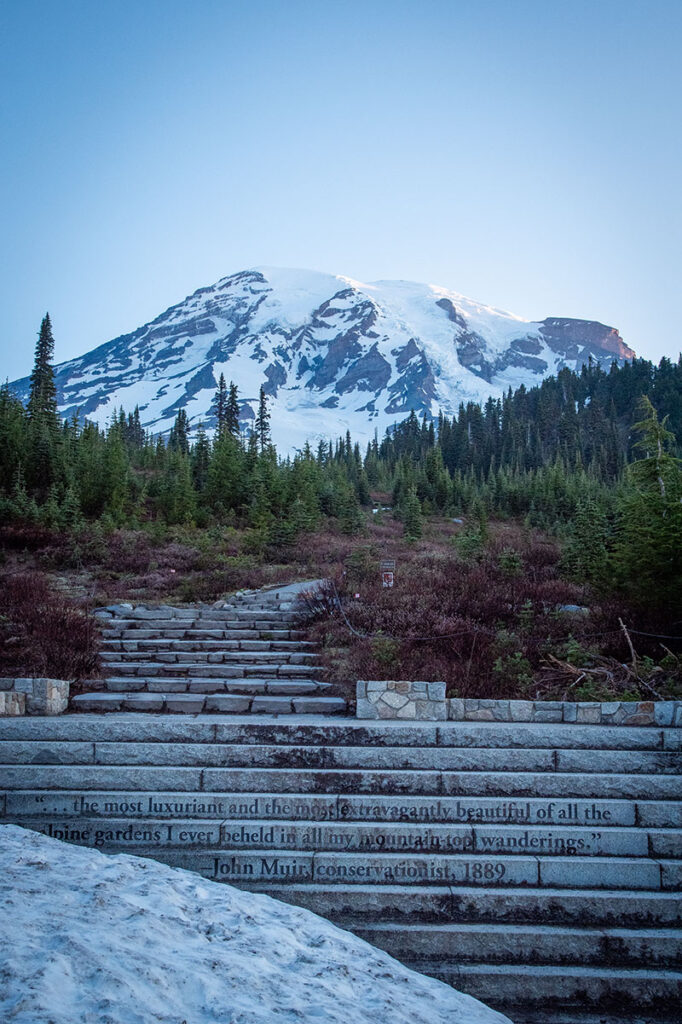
9,267,634,449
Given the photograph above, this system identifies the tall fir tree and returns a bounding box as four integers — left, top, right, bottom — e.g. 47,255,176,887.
254,385,271,452
212,373,228,436
26,313,63,497
191,424,211,493
226,381,241,438
27,314,58,423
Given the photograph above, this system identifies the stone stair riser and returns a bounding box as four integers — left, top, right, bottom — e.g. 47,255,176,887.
403,964,681,1013
58,845,667,890
3,765,681,800
100,652,317,666
100,640,318,652
0,789,650,826
101,620,299,633
352,924,682,968
0,717,673,750
94,663,320,678
69,695,346,714
240,882,682,928
10,814,673,859
5,740,681,778
99,680,329,695
98,622,305,638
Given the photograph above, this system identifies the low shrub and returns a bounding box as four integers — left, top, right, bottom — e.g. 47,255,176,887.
0,571,100,683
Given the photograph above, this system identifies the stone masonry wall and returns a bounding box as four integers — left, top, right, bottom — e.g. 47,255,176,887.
448,698,682,727
356,681,682,726
356,681,447,720
0,679,69,716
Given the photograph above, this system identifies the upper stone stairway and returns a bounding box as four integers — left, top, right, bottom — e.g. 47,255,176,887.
72,582,346,716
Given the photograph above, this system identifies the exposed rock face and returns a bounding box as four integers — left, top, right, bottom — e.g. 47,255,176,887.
538,318,634,361
8,266,635,449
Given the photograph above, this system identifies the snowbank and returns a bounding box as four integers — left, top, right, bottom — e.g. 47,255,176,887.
0,825,511,1024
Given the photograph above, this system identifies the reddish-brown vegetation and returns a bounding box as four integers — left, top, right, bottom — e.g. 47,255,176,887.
301,520,675,705
0,572,101,684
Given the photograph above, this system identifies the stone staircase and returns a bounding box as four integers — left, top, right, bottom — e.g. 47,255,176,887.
0,715,680,1021
73,583,346,716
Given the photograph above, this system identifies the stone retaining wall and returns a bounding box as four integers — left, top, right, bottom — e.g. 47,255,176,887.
356,680,446,720
356,681,682,727
448,697,682,727
0,679,69,716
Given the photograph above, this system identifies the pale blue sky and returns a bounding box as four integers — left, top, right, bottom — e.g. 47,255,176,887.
1,0,680,381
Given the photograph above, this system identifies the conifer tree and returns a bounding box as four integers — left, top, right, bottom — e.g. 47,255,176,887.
226,382,241,438
562,498,609,585
338,483,364,535
212,374,228,435
192,424,211,492
403,487,423,540
28,314,58,423
255,386,271,452
168,409,191,454
26,314,64,497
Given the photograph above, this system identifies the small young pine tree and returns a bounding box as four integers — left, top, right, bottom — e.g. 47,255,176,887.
403,487,423,541
338,484,365,535
562,498,609,586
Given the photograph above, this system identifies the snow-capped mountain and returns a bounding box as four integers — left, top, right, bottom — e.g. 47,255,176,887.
10,266,634,449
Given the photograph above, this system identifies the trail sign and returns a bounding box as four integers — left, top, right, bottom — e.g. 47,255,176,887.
382,571,394,588
380,560,396,571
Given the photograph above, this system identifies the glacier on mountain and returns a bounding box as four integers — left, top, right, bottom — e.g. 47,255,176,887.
9,266,634,449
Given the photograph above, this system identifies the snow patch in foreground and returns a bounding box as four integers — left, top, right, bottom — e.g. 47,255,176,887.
0,825,512,1024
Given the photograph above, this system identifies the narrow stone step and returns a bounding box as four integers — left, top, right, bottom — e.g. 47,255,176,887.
100,650,318,664
100,639,319,652
197,609,294,621
92,662,314,678
5,806,664,859
92,666,321,682
101,629,308,641
82,845,667,890
67,694,347,716
95,679,329,695
408,963,682,1013
100,619,297,632
351,921,681,967
2,759,680,800
1,717,670,750
240,882,682,927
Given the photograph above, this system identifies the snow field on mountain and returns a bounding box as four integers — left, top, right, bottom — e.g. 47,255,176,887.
9,266,630,451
